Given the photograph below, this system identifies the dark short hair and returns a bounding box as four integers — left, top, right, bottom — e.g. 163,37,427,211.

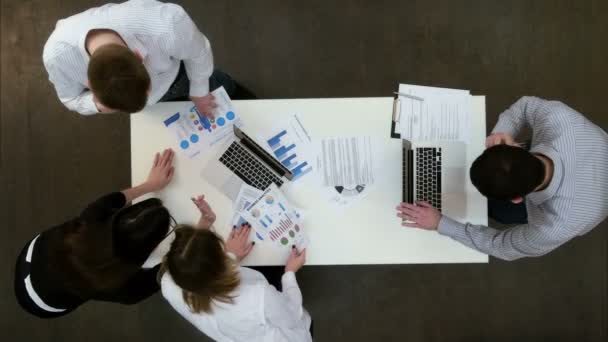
88,44,150,113
470,144,544,200
112,198,170,264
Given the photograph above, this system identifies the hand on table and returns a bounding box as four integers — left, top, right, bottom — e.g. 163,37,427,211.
226,223,254,261
285,246,307,273
396,201,441,230
191,194,216,230
191,94,217,118
485,133,518,148
145,149,175,192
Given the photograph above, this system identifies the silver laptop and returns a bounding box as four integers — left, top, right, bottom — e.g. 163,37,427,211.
203,126,295,200
402,139,467,215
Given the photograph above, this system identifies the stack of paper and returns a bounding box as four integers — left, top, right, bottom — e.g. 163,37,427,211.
231,184,309,249
395,84,472,143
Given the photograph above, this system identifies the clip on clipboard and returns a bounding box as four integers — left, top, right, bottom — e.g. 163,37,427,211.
390,94,401,139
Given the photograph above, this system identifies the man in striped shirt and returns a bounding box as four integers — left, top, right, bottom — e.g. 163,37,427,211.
43,0,243,115
397,96,608,260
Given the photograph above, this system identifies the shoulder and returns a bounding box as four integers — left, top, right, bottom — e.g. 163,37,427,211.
531,97,586,127
122,0,191,25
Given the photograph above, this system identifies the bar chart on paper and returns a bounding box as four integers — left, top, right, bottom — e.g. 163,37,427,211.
265,115,313,181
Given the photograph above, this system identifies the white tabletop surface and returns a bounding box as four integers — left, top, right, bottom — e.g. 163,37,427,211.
132,97,488,266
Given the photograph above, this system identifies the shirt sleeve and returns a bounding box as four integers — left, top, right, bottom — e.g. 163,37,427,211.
44,59,99,115
491,96,548,138
163,4,214,97
437,215,573,261
263,272,312,341
80,192,127,223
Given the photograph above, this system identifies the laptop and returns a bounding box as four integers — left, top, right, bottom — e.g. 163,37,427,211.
402,139,467,215
203,126,295,200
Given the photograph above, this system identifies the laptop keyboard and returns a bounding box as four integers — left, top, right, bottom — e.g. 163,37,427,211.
415,147,442,211
219,142,283,190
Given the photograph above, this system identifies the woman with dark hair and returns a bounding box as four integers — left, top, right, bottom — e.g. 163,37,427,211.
14,149,179,318
159,219,312,341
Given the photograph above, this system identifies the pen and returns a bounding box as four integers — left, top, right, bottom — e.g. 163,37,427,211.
393,92,424,102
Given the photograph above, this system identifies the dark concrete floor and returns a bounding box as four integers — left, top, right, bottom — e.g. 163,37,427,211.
1,0,607,341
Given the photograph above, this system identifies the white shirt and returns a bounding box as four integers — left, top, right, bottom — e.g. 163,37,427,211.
161,265,312,342
43,0,213,115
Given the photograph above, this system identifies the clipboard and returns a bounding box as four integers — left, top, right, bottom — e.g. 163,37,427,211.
390,94,401,139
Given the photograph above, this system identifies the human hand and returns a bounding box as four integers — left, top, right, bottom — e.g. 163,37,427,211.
485,133,518,148
285,246,307,273
225,223,254,261
396,201,441,230
191,195,216,230
145,149,175,192
191,94,217,118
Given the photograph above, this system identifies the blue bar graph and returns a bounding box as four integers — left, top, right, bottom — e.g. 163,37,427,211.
274,144,295,159
265,125,312,182
163,112,181,127
281,154,297,168
291,162,308,176
267,130,287,148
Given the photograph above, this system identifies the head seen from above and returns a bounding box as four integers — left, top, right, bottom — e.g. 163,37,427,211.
87,44,150,113
112,198,172,264
470,144,544,202
162,226,240,314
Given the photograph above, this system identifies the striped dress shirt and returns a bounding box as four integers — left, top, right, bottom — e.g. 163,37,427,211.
43,0,213,115
438,96,608,260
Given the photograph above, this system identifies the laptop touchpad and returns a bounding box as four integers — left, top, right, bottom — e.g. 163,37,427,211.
444,166,466,193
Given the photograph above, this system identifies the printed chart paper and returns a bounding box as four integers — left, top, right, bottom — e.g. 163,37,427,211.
240,184,309,249
162,106,206,159
162,86,242,157
263,114,314,181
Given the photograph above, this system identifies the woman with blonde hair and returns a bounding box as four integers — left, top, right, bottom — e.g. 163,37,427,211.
160,215,312,341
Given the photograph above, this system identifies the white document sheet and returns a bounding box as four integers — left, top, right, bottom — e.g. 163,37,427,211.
396,84,472,143
237,184,309,249
258,114,314,182
314,136,376,210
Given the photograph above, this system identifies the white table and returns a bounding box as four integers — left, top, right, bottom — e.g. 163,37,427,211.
132,97,488,266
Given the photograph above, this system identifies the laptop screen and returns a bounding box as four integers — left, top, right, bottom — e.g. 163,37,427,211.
234,126,295,180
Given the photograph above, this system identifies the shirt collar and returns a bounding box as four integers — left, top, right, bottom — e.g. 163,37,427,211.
526,144,564,206
79,25,148,63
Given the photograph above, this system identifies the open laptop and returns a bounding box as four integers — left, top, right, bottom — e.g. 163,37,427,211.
203,126,295,200
402,139,467,214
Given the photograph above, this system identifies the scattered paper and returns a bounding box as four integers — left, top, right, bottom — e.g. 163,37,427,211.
262,114,314,181
231,184,264,240
196,86,243,146
162,86,242,158
239,184,309,249
162,106,206,159
396,84,471,143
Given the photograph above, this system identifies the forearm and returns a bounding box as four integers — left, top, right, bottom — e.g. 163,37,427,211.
121,182,154,204
437,216,547,261
169,9,214,97
492,96,545,138
281,272,304,313
185,41,213,97
60,90,99,115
